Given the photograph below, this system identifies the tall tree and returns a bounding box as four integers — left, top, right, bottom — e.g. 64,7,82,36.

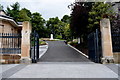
21,8,32,18
63,24,72,40
70,2,93,38
88,2,113,32
46,17,60,36
61,15,71,23
61,15,72,40
31,12,46,37
18,8,31,22
6,2,20,21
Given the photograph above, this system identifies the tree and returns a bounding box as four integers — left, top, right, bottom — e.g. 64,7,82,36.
61,15,71,23
88,2,113,32
6,3,31,22
31,12,46,37
70,2,114,44
63,24,72,40
46,16,72,39
70,2,93,38
61,15,72,40
46,17,60,37
21,8,32,18
6,2,20,21
18,8,31,22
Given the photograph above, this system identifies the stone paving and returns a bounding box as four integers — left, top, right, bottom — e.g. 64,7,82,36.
7,62,118,79
1,63,119,80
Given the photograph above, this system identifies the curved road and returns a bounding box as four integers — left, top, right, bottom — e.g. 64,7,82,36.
39,41,92,62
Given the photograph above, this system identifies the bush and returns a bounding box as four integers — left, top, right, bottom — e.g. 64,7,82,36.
68,41,78,47
55,35,62,39
39,41,47,45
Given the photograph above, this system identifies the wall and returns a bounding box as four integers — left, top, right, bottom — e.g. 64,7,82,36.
0,20,22,64
0,11,6,16
113,52,120,63
1,20,18,33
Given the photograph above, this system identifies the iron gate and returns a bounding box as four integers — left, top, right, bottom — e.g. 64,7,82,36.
0,33,21,54
112,33,120,52
111,16,120,52
30,31,39,63
88,29,102,63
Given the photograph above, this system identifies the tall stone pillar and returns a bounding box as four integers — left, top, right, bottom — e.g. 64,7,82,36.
20,21,32,64
100,18,114,64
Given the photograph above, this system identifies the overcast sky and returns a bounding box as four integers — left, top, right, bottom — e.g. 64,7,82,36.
1,0,75,20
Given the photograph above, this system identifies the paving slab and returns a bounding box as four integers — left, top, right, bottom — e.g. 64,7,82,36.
1,64,19,73
1,64,27,79
9,62,118,78
105,64,120,80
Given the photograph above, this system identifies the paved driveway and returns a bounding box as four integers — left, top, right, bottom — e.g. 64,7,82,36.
39,41,92,62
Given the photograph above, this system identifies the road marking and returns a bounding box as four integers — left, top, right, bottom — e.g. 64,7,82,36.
39,42,48,59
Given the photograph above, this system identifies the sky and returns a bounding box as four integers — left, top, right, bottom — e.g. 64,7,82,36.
1,0,75,20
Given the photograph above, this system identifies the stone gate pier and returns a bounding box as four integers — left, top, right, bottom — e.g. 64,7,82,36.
100,18,120,64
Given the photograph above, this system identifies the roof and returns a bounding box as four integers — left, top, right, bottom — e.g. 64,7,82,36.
0,10,22,28
0,15,22,28
0,10,6,14
0,15,13,19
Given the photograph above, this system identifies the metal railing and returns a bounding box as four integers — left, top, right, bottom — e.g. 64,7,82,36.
112,33,120,52
0,33,21,54
111,17,120,52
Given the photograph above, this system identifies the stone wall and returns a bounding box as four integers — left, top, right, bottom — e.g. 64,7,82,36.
113,53,120,63
1,20,18,33
0,54,21,64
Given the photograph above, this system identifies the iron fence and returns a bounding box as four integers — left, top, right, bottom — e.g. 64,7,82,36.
111,17,120,52
0,33,21,54
111,33,120,52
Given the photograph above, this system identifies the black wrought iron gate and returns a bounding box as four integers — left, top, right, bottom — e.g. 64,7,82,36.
30,31,39,63
88,29,102,63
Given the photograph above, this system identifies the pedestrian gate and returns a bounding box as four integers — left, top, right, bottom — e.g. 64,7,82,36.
30,31,39,63
88,29,102,63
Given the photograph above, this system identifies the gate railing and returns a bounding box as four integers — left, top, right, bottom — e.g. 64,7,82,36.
0,33,21,54
30,31,39,63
